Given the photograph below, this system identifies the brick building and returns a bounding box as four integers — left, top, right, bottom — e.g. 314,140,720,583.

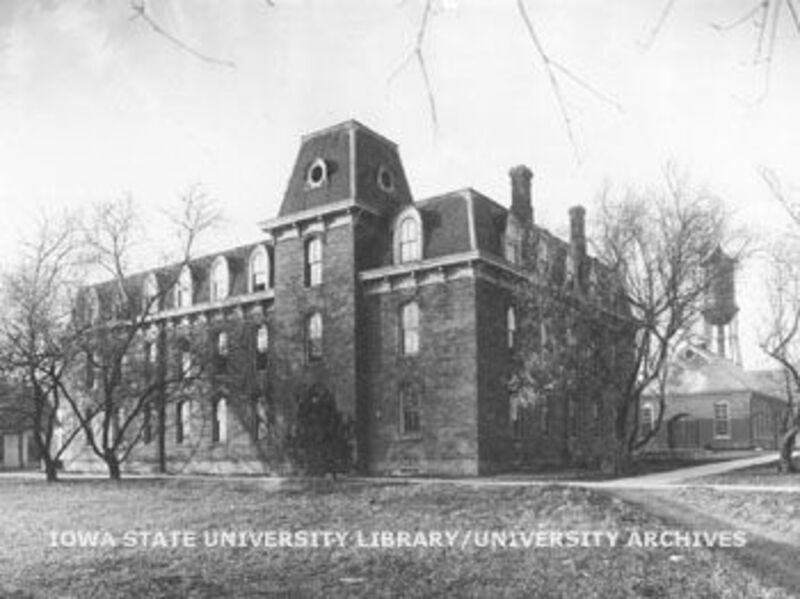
63,120,622,476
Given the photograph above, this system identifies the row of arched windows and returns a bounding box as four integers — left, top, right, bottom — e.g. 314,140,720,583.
138,245,274,315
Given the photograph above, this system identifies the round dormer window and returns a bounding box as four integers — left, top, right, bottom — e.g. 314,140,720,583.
377,165,395,193
307,158,327,188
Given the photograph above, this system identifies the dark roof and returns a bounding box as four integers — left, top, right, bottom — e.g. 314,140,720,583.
747,369,792,402
278,120,413,217
658,346,787,401
416,191,474,259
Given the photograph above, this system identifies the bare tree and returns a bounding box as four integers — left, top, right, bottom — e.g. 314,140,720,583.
0,215,86,482
759,242,800,472
56,188,220,480
758,169,800,472
591,168,731,472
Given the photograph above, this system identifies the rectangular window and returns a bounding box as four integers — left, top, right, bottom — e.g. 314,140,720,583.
214,331,228,373
512,408,524,439
400,302,419,356
641,404,654,436
507,307,516,350
181,351,192,380
568,400,577,437
400,387,421,436
305,238,323,287
714,402,730,438
85,353,95,390
175,401,186,444
540,403,550,436
143,404,152,444
212,399,227,444
307,313,323,360
255,325,268,371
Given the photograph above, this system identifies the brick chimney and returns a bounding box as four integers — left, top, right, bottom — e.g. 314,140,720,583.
509,165,533,224
569,206,586,286
568,206,586,256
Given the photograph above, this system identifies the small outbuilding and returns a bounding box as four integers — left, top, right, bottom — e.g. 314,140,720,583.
642,345,787,451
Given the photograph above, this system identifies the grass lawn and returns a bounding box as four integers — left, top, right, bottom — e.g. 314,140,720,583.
664,485,800,546
696,461,800,487
0,478,793,598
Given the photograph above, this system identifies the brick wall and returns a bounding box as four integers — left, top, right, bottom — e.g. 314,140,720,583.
363,276,479,475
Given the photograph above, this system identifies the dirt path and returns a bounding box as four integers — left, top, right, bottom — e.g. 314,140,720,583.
610,487,800,596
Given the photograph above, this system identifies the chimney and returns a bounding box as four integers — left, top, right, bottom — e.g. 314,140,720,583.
509,165,533,224
568,205,586,258
569,206,587,290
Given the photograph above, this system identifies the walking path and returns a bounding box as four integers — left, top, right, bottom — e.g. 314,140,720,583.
0,451,797,492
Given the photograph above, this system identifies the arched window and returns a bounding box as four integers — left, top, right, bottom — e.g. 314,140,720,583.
212,398,227,443
507,306,516,350
249,245,270,293
307,312,323,360
400,302,420,355
142,273,159,315
393,207,423,264
399,384,421,436
255,325,268,371
305,238,323,287
399,217,420,263
211,257,230,302
176,265,193,309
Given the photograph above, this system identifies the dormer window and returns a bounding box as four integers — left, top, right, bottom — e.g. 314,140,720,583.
142,273,159,315
176,265,193,309
306,158,328,189
211,257,229,302
249,245,270,293
504,215,522,265
83,289,99,324
393,207,422,264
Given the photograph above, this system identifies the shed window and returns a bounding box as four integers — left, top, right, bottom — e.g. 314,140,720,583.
714,402,730,438
641,404,655,436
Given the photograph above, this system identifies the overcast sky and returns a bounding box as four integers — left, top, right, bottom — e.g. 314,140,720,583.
1,0,799,367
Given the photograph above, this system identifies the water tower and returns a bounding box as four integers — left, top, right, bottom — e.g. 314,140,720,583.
701,246,741,365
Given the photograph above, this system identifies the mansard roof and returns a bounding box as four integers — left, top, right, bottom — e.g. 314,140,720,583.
278,120,413,218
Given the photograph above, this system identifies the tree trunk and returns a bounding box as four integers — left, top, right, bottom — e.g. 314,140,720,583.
778,426,798,474
107,455,122,481
44,458,59,483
